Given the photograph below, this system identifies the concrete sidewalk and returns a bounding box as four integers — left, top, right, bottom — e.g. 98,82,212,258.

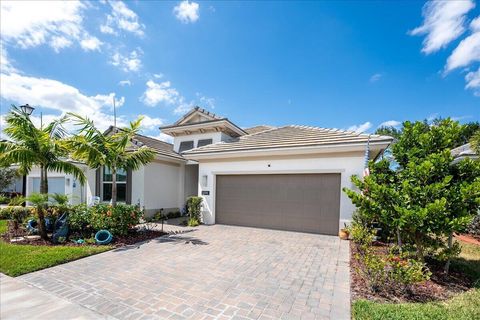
0,273,110,320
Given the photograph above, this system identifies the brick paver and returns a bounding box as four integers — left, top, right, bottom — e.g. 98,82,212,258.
19,225,350,319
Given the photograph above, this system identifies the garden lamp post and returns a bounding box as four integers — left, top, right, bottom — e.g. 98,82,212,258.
20,104,35,116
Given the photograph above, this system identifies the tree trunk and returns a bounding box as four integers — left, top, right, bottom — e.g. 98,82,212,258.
444,232,453,274
111,167,117,207
396,227,403,253
37,166,48,240
414,231,425,263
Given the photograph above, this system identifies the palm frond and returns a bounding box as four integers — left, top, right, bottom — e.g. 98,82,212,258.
47,160,86,184
122,146,156,171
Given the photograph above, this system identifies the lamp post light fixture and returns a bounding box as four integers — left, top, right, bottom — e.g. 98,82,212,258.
20,104,35,116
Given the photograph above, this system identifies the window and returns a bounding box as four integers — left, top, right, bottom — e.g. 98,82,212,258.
179,141,194,153
102,167,127,202
197,139,213,148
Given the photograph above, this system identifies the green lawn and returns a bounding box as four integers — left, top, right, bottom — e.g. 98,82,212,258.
353,241,480,320
0,220,7,234
0,220,111,277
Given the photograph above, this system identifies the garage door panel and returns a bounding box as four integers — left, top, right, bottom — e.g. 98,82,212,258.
215,174,341,235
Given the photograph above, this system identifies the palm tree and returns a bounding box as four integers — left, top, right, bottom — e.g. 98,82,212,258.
0,106,86,239
66,114,155,206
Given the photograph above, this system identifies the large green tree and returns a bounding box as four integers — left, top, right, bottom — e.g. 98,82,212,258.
345,119,480,270
66,114,155,206
0,106,86,239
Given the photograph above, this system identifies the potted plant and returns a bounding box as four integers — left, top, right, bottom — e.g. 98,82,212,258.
339,223,349,240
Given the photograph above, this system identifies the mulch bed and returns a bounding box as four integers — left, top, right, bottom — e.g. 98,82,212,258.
2,222,167,247
350,241,474,303
455,233,480,246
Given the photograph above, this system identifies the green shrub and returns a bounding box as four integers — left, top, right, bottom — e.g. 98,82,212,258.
8,195,25,206
186,196,202,222
0,195,9,204
0,206,32,221
349,222,376,248
187,218,199,227
68,204,94,236
88,204,143,236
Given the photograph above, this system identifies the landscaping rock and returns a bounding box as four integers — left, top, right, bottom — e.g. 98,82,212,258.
25,235,41,241
10,237,26,243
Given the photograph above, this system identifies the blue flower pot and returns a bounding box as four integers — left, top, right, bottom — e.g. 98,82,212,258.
95,230,113,245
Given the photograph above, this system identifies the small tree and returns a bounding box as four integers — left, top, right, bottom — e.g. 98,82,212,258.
344,119,480,270
66,114,155,206
0,167,19,192
0,106,86,240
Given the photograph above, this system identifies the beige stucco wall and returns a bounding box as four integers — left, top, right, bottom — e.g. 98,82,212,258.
197,152,365,230
142,160,184,216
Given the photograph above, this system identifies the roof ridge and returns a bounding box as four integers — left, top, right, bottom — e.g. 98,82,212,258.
134,132,173,146
240,125,282,139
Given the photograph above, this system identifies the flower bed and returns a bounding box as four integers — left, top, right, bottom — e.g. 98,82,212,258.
351,239,479,303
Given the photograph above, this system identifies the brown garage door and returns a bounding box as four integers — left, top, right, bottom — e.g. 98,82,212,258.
215,173,341,235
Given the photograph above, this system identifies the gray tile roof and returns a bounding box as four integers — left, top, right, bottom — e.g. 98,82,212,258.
184,125,393,155
451,143,476,159
130,134,184,160
244,125,276,135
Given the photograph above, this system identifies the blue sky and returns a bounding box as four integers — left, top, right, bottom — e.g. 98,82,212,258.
1,1,479,141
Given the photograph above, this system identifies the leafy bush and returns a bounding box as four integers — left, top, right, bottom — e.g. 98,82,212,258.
69,204,143,236
68,204,94,237
0,195,9,204
466,214,480,236
188,217,200,227
186,196,202,221
356,247,430,293
0,206,32,221
8,195,25,206
349,223,376,248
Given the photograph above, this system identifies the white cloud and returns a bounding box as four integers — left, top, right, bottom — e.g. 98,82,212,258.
0,71,126,131
348,122,372,133
149,132,173,144
445,31,480,72
1,47,17,74
173,1,200,24
118,80,131,86
80,36,102,51
153,73,164,79
141,80,180,107
0,1,94,52
196,93,216,109
138,115,164,131
369,73,382,83
378,120,400,128
465,67,480,96
101,1,145,36
410,0,475,54
110,50,142,72
50,36,73,52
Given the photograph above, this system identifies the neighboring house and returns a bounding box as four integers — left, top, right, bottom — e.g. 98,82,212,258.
7,107,393,235
451,143,478,163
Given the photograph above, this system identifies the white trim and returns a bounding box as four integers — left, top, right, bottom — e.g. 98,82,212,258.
186,141,390,160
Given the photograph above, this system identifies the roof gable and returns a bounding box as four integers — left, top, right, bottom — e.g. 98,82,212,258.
174,106,222,126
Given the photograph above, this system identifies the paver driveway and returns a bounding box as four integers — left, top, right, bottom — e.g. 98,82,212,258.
20,225,350,320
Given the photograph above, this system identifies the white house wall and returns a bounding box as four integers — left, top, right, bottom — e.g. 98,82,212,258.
173,132,224,153
142,161,183,216
197,152,365,230
131,167,145,207
25,166,93,205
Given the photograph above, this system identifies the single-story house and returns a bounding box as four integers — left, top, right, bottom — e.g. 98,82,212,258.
5,107,393,235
